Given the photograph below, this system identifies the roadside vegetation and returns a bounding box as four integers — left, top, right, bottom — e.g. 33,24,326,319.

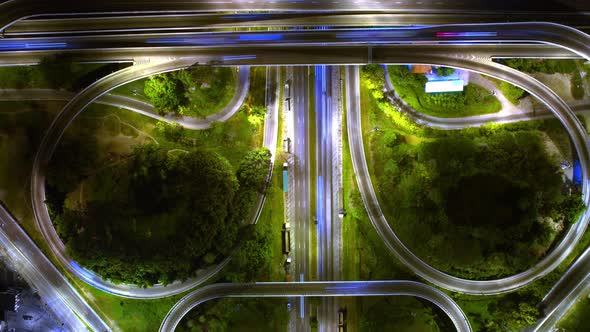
341,77,453,332
45,67,269,287
386,65,501,117
0,56,127,90
346,64,588,331
175,68,285,332
0,102,57,249
499,58,587,101
487,76,526,105
177,298,289,332
501,59,578,74
557,288,590,331
359,296,454,332
362,64,585,280
143,66,237,117
454,227,590,331
47,139,270,286
0,64,276,330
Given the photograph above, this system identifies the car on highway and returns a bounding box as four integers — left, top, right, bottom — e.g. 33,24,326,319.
282,229,291,254
338,308,347,331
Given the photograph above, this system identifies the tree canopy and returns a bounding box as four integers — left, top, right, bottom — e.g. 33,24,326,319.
49,143,271,286
144,74,187,115
363,65,585,280
143,67,237,117
373,128,584,280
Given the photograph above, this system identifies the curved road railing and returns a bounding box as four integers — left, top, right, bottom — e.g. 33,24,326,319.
0,203,109,332
30,58,278,298
0,65,249,130
2,19,586,327
159,281,472,332
381,66,590,130
346,55,590,295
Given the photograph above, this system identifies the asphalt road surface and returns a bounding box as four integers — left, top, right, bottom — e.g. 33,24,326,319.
159,280,472,332
2,23,590,54
346,55,590,295
1,0,588,33
382,66,590,129
5,12,590,37
0,16,585,331
30,58,278,298
0,203,109,331
532,245,590,331
0,44,579,67
0,66,248,130
290,66,312,332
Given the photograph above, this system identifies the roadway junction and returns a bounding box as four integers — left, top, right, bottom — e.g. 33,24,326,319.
0,2,588,331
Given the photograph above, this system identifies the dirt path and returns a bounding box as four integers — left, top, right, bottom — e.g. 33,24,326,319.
468,72,534,115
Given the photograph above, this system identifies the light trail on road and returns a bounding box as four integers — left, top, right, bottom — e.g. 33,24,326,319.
0,16,586,331
0,204,109,331
30,57,278,299
346,55,590,295
159,280,472,332
290,66,312,332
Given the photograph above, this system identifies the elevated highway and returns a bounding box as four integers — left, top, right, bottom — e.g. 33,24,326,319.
0,20,585,330
159,280,472,332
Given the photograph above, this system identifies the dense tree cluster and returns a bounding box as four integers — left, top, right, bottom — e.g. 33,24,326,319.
361,65,585,279
47,134,271,285
372,126,584,279
144,74,187,115
360,64,588,329
144,67,236,117
453,288,542,332
155,121,184,142
225,221,273,282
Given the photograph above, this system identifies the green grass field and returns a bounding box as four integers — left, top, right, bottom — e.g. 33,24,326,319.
487,76,526,105
111,78,150,102
0,63,126,90
178,67,238,117
558,288,590,331
571,71,585,100
255,67,286,282
75,280,184,332
0,64,272,332
0,102,61,251
0,103,182,332
113,66,239,117
387,65,502,118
